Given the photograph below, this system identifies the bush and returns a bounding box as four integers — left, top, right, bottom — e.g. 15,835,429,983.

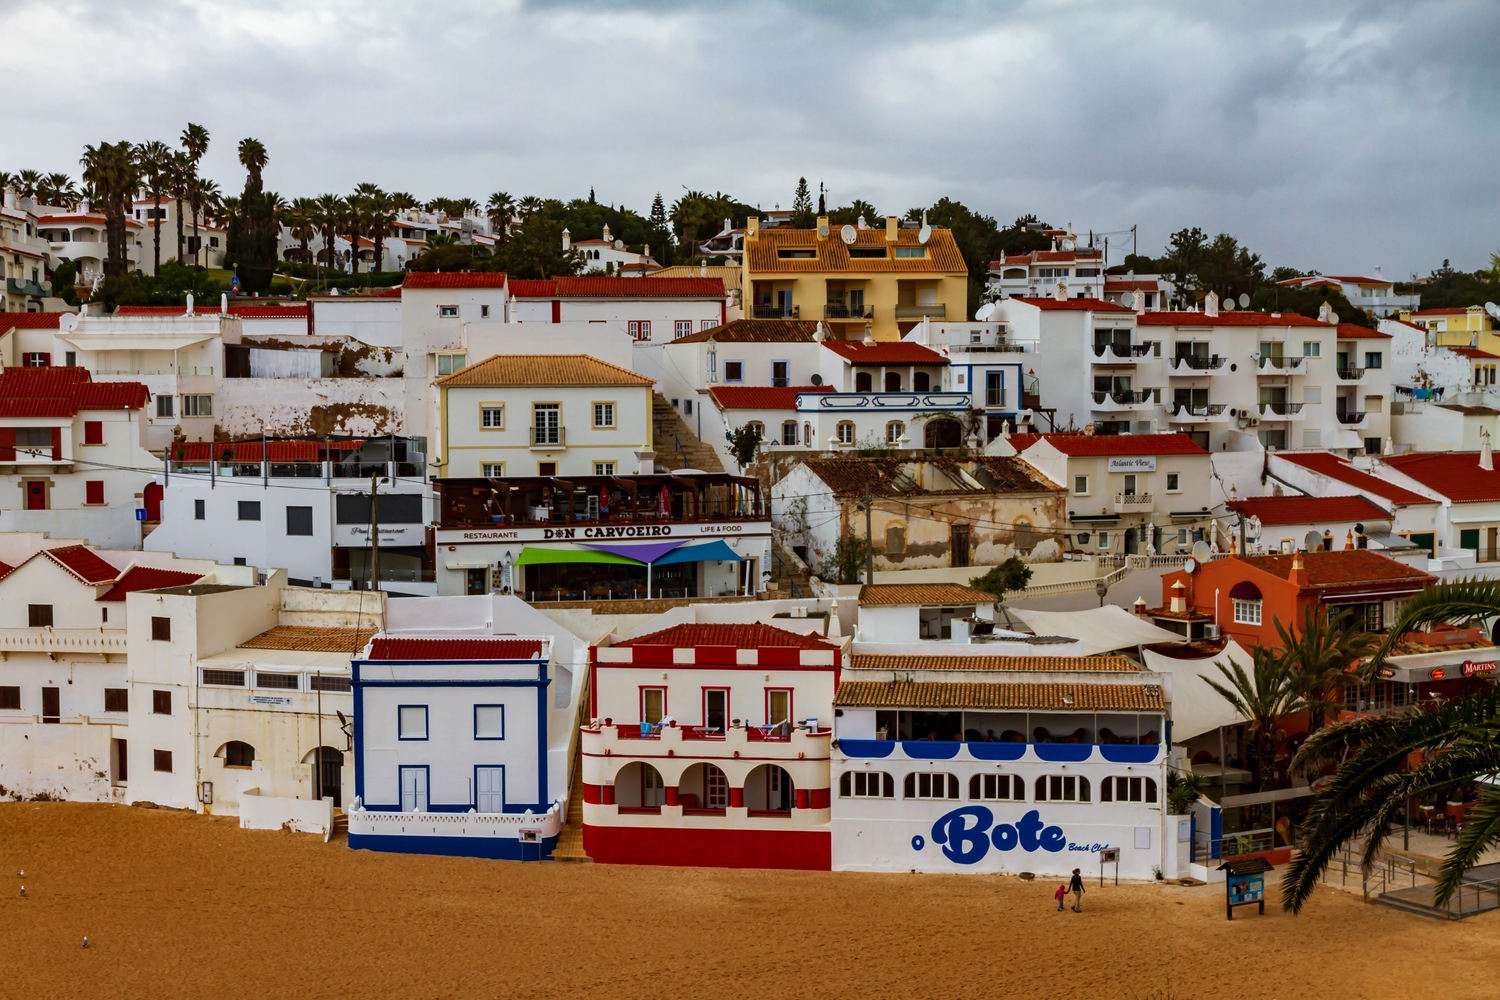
969,557,1033,596
828,530,869,585
1167,771,1210,814
728,423,761,470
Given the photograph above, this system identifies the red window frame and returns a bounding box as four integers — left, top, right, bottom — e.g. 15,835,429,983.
639,685,666,723
765,687,793,727
85,480,104,505
701,687,730,731
83,421,104,445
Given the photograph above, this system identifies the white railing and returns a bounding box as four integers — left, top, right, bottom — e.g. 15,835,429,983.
0,628,128,654
347,801,563,839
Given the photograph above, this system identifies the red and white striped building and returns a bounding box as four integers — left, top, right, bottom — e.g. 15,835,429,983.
580,622,840,869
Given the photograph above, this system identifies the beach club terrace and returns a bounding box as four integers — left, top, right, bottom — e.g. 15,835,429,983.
433,473,771,600
830,653,1175,879
579,622,841,869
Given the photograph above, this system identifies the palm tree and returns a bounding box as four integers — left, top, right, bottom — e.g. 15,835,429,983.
486,191,514,239
167,151,190,263
288,197,318,264
136,140,172,275
180,123,210,264
38,172,76,208
15,169,41,201
313,193,346,271
453,196,479,219
356,187,395,274
517,195,543,222
237,138,268,185
79,142,140,277
1276,606,1377,733
0,172,13,199
1204,645,1304,791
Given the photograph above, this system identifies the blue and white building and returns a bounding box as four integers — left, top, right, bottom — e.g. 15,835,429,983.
347,631,564,860
903,318,1029,443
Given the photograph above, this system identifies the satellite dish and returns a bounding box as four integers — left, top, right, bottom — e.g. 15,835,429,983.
1223,300,1236,311
810,373,823,386
975,302,997,321
1120,291,1136,308
1238,293,1250,308
1305,530,1324,551
1183,558,1197,574
840,224,857,244
1328,311,1340,325
1486,302,1500,321
817,222,830,238
1191,539,1212,563
918,224,932,244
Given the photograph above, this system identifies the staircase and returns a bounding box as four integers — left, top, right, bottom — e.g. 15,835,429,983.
330,812,348,841
773,541,813,598
652,392,725,473
550,752,591,862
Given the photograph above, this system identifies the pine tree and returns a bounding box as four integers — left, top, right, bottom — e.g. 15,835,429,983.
791,177,814,228
650,192,666,228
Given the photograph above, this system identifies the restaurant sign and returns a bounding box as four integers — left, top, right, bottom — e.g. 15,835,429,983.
1462,660,1497,677
914,807,1107,866
437,521,771,545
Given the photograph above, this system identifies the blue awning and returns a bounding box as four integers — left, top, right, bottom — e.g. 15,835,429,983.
652,540,745,565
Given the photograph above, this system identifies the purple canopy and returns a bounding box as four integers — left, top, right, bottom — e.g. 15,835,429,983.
580,539,690,564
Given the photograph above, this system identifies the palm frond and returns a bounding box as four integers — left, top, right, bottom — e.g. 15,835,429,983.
1367,578,1500,675
1437,786,1500,905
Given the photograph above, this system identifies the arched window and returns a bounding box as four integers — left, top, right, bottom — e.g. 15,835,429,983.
615,760,667,810
1100,776,1157,803
1035,774,1090,802
836,420,855,445
803,422,813,447
840,770,894,798
924,418,963,449
904,772,960,800
884,371,902,392
970,773,1025,800
886,420,905,444
680,762,730,812
885,524,905,555
745,420,764,442
781,420,797,446
913,371,930,391
746,763,794,812
855,371,873,392
221,741,255,768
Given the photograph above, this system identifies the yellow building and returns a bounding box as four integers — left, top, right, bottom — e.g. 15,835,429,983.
1408,306,1500,354
742,215,969,342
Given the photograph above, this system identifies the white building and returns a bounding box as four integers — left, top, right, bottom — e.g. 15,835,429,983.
507,275,726,340
3,194,59,311
985,234,1107,300
565,224,660,276
1276,272,1418,318
128,196,227,272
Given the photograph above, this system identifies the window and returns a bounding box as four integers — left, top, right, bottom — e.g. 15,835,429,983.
238,501,261,521
538,461,557,476
0,687,18,710
83,420,103,444
641,687,666,724
781,421,798,446
1074,475,1089,495
683,399,692,415
970,773,1026,801
156,395,174,418
101,607,107,623
840,770,895,798
1233,598,1263,625
593,402,615,428
201,669,245,686
675,320,693,339
1123,474,1138,496
836,421,855,445
481,404,504,429
533,403,561,445
151,616,171,642
15,427,50,449
950,523,970,567
1035,775,1090,802
1304,386,1322,404
474,705,505,739
22,352,50,367
224,741,255,768
771,360,789,387
209,235,219,248
1101,776,1157,803
894,246,926,258
886,525,906,555
194,499,205,520
182,395,211,416
594,462,616,476
153,749,173,773
310,675,351,692
482,463,505,477
85,481,104,504
1364,395,1383,414
1097,531,1111,549
152,689,172,714
628,320,651,341
986,370,1005,407
435,353,467,376
398,705,429,740
277,505,314,537
104,688,127,713
480,304,490,319
1303,341,1321,357
1365,436,1382,455
724,361,744,382
904,772,960,800
28,604,53,628
703,688,729,732
438,304,459,318
1165,473,1180,493
702,320,716,331
1364,352,1383,369
886,420,905,444
766,689,792,728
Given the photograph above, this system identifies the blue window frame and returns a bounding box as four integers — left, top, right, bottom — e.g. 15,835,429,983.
474,704,506,740
397,704,429,741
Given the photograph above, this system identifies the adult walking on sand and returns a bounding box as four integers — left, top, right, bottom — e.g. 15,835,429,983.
1069,868,1085,912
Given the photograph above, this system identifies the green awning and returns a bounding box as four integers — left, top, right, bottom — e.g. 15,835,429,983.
513,546,644,566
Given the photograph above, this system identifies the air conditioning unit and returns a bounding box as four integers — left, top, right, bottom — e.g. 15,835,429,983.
1203,624,1220,638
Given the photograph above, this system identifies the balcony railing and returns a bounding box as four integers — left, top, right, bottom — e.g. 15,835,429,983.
894,304,946,319
1170,355,1226,372
1093,343,1151,359
1170,403,1226,420
530,426,565,449
1336,410,1368,424
810,391,971,410
1259,402,1305,417
753,303,798,319
1113,492,1154,513
824,304,873,320
1257,355,1305,371
6,277,46,298
1337,367,1366,380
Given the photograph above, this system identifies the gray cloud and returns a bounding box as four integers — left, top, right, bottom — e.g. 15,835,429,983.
1,0,1495,274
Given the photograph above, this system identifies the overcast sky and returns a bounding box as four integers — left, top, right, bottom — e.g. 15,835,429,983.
3,0,1496,275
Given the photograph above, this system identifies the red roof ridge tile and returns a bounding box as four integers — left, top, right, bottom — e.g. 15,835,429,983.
615,622,836,650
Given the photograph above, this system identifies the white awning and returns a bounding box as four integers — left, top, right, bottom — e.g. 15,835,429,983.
1007,605,1187,655
58,334,213,352
1142,638,1257,743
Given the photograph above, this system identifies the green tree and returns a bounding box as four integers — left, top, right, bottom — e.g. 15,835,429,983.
828,528,869,585
728,422,761,470
1248,282,1372,327
167,150,190,264
1161,227,1209,296
1166,771,1211,815
312,193,346,272
286,197,318,264
486,191,514,240
968,557,1033,596
1203,646,1304,791
180,123,210,265
408,243,473,271
790,177,814,228
1276,606,1376,733
135,140,172,276
224,137,278,293
79,141,140,277
490,210,582,279
828,199,880,226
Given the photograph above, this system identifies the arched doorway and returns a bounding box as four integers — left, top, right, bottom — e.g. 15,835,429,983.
855,371,873,392
884,371,902,391
142,481,162,521
924,418,963,449
614,760,667,810
302,746,344,807
678,762,729,812
1124,527,1138,555
913,371,930,391
744,764,794,813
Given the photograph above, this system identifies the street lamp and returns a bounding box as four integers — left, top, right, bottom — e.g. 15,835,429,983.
1095,579,1109,607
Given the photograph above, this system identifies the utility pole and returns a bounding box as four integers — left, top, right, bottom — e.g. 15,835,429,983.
862,488,874,585
369,473,381,593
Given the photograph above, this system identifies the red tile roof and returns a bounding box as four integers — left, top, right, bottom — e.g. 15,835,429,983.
1333,322,1390,340
1014,296,1134,313
508,276,724,298
1411,307,1473,316
98,565,205,601
1450,348,1500,359
115,305,309,318
1010,432,1208,457
821,341,947,365
1382,452,1500,503
1104,279,1165,291
0,312,73,333
709,385,831,410
1276,452,1434,506
366,637,545,660
402,272,508,289
616,623,836,650
1238,550,1434,590
0,367,149,417
987,250,1103,269
44,545,118,585
1137,310,1329,327
1227,494,1390,526
1278,275,1390,286
169,440,323,462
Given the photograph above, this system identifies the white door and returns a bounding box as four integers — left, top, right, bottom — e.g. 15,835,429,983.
476,767,504,814
400,766,428,812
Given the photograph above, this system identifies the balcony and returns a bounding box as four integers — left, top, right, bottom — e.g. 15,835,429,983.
0,627,127,655
1336,410,1368,428
529,426,566,450
6,277,46,298
1168,402,1227,423
1169,355,1228,375
894,304,946,319
1113,492,1154,514
1337,367,1366,381
1259,402,1305,420
436,471,767,529
824,304,873,320
753,303,798,319
1257,355,1305,372
1093,343,1152,360
807,391,970,411
1090,389,1157,411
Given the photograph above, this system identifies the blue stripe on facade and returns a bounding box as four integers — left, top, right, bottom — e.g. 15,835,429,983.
348,833,557,861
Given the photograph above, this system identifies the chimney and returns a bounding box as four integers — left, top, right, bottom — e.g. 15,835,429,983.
746,216,759,241
601,224,610,243
1344,528,1355,550
723,217,731,234
885,216,898,243
561,228,571,252
1289,549,1310,588
1204,290,1219,318
220,291,228,311
700,261,708,277
813,322,828,343
643,243,650,260
817,215,829,240
1053,282,1067,302
1133,596,1148,616
1481,427,1493,471
185,293,194,317
1375,264,1383,279
1169,581,1186,614
862,323,875,346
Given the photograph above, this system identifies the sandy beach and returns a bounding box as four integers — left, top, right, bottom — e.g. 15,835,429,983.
0,802,1490,1000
